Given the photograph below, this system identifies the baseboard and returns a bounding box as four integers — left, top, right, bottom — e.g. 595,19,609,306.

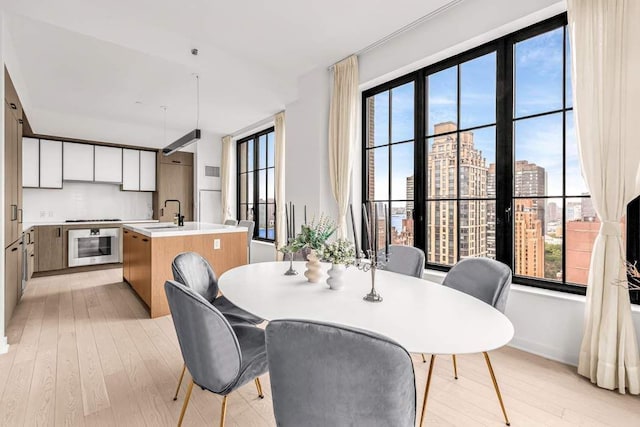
508,337,578,367
0,336,9,355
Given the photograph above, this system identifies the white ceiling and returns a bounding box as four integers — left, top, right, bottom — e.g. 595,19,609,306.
2,0,454,148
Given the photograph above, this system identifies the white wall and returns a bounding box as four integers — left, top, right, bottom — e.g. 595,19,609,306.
23,182,153,223
194,131,224,223
0,11,7,352
280,0,640,367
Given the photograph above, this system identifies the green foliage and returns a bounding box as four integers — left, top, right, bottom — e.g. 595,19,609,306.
544,242,562,280
280,214,336,255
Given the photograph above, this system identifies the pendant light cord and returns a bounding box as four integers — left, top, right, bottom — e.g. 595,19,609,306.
195,74,200,129
162,106,167,143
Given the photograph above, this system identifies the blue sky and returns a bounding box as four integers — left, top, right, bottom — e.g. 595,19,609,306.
371,25,587,202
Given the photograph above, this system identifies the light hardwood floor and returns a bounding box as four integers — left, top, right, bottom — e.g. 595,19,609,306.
0,268,638,426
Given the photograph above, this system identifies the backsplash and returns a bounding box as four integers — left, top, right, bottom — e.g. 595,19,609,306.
23,181,153,222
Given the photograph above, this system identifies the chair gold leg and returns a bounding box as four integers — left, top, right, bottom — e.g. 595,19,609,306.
177,379,194,427
255,377,264,398
419,355,436,427
421,353,427,363
452,354,458,379
483,352,510,426
219,395,228,427
173,364,186,401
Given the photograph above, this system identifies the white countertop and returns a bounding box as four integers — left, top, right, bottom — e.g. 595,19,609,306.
23,219,158,231
123,221,248,238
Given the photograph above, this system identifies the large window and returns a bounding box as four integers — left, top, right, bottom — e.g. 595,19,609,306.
237,128,275,241
363,14,639,300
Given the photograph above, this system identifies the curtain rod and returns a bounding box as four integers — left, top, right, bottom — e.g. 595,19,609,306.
327,0,464,70
230,110,285,138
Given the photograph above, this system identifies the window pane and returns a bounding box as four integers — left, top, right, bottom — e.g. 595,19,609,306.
565,28,573,109
239,174,247,205
427,132,458,199
486,199,497,259
239,143,248,173
258,204,267,238
391,142,414,200
514,27,564,118
514,113,563,197
247,172,254,205
460,200,492,258
426,200,457,266
367,92,389,147
267,132,275,168
565,111,588,196
391,82,414,143
258,170,266,203
427,66,457,136
390,201,414,246
460,52,496,129
267,204,276,240
566,197,599,286
239,204,247,221
513,198,561,281
248,205,255,221
367,147,389,201
258,135,267,169
247,140,254,172
267,168,274,201
460,126,494,198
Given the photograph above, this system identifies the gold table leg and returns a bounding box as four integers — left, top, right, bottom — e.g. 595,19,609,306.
220,395,228,427
255,377,264,398
419,355,436,427
421,353,427,363
483,352,510,426
177,379,194,427
452,354,458,379
173,364,186,401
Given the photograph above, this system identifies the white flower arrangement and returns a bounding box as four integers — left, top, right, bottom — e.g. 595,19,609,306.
323,239,356,265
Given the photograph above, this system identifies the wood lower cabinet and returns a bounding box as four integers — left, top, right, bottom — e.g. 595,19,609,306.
123,229,247,318
4,239,22,328
36,225,64,272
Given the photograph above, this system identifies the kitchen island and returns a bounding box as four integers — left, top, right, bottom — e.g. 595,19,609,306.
122,222,248,318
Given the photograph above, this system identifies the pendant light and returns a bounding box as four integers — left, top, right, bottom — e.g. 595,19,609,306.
162,73,201,156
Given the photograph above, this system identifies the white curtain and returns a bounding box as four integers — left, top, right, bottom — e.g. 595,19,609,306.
568,0,640,394
274,112,286,260
328,55,359,238
220,135,234,222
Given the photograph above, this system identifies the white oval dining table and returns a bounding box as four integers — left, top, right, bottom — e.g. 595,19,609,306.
218,261,514,355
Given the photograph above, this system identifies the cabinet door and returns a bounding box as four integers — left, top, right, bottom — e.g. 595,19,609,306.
139,151,156,192
4,106,16,245
40,140,63,188
22,138,40,188
94,145,123,183
138,235,152,305
63,142,94,181
4,242,19,327
122,149,140,191
36,225,64,271
123,229,131,282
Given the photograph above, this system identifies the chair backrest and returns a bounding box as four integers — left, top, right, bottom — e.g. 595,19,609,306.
442,257,512,313
238,220,255,246
224,219,238,226
383,245,425,279
266,319,416,427
164,280,242,394
172,252,219,303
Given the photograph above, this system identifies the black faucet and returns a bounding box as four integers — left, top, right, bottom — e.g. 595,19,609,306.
164,199,184,226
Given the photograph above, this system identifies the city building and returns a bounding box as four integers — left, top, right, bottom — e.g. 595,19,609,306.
513,199,545,277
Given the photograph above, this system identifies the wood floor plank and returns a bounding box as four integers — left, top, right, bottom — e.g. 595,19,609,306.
1,267,639,427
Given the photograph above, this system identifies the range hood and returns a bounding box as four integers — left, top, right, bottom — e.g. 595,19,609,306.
162,129,201,156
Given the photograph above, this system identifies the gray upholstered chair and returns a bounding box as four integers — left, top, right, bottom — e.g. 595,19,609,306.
171,252,264,401
266,319,416,427
421,257,512,426
383,245,425,279
224,219,238,226
164,280,268,427
238,220,255,262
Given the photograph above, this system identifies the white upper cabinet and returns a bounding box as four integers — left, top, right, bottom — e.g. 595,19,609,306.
122,149,140,191
94,146,123,183
63,142,94,181
39,140,63,189
22,137,39,188
139,150,157,191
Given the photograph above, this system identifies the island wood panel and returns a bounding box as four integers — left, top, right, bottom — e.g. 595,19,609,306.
123,230,247,318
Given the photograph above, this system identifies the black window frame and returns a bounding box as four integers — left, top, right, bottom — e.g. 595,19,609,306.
236,127,276,242
361,13,640,303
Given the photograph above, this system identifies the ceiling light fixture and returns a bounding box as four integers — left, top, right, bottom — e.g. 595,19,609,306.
162,73,201,156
